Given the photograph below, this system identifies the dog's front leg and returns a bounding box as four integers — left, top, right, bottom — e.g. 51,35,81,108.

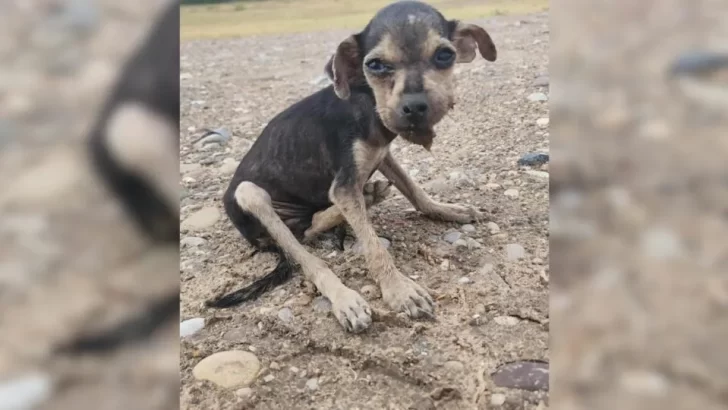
378,153,484,223
329,179,434,319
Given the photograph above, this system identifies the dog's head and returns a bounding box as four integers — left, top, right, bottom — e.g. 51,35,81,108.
325,1,496,149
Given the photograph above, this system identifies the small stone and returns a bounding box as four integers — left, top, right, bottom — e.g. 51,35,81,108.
517,152,549,167
458,277,472,285
235,387,253,398
504,189,519,198
440,259,450,271
461,224,476,233
289,367,300,373
312,296,332,313
182,207,220,230
443,361,465,373
180,318,205,337
533,76,549,87
262,375,275,383
426,177,450,194
494,316,520,326
484,183,501,191
466,238,483,249
219,159,239,174
491,360,549,391
453,239,468,249
193,351,261,389
0,372,53,410
536,117,549,127
527,92,548,102
479,263,495,275
269,362,281,371
284,294,312,307
525,170,549,180
305,378,319,391
443,231,462,244
486,222,501,234
641,227,683,261
277,308,294,323
181,237,206,248
490,393,507,406
505,244,526,260
180,72,193,80
360,285,380,299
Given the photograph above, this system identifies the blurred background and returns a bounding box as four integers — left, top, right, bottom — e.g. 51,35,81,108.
0,1,178,409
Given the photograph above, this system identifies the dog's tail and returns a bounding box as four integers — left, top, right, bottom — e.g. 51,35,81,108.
205,248,294,308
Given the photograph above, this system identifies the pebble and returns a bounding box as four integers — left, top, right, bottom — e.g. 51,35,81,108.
443,361,465,373
360,285,380,299
517,152,549,166
533,75,549,87
262,375,275,383
461,224,476,233
277,308,294,323
312,296,332,313
284,294,312,307
425,177,450,194
525,170,549,180
197,128,231,145
180,318,205,338
443,231,462,244
352,237,390,254
466,238,483,249
0,372,53,410
490,393,507,406
479,263,495,275
494,316,520,326
483,182,501,190
486,222,501,234
458,277,472,285
505,244,526,260
527,92,548,102
536,117,549,127
504,189,519,198
180,72,193,80
641,227,683,261
192,351,261,389
182,207,220,230
491,360,549,391
219,158,239,174
305,378,319,391
269,362,281,370
181,236,206,248
235,387,253,398
453,239,468,249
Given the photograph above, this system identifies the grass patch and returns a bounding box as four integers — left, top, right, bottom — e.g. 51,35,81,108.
181,0,548,41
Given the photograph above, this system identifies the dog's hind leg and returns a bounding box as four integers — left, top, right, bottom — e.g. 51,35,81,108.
210,181,372,333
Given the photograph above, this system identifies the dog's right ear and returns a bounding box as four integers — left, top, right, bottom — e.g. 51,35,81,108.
330,35,361,100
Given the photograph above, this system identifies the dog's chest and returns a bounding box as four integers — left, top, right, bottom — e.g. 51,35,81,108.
352,139,389,185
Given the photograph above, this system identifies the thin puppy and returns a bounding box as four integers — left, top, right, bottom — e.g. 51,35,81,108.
58,2,180,354
208,0,496,333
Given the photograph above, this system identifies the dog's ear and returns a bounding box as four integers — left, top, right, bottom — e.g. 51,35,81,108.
330,35,361,100
324,54,335,81
449,20,497,63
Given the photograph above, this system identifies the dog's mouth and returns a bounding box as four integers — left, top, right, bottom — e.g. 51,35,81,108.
399,126,436,150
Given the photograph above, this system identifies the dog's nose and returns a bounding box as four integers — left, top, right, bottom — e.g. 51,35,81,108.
400,94,429,121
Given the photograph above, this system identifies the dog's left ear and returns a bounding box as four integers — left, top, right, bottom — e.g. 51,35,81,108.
449,20,497,63
329,35,362,100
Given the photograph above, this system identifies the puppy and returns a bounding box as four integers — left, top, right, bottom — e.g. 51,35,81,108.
207,0,496,333
58,1,180,353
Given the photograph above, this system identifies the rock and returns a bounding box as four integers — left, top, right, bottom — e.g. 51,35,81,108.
505,244,526,260
517,152,549,166
490,393,507,406
180,318,205,338
479,263,495,275
486,222,501,234
458,276,472,284
466,238,483,249
525,170,549,180
284,294,312,307
669,51,728,77
312,296,332,313
196,128,231,146
641,227,683,261
352,237,390,254
219,158,238,174
305,378,319,391
277,308,294,323
443,231,462,244
494,316,520,326
360,285,380,299
182,207,220,230
461,224,476,233
453,239,468,249
0,372,53,410
262,375,275,383
491,360,549,391
527,92,548,102
55,0,99,34
192,351,261,389
483,182,501,190
443,361,465,373
180,72,193,80
269,362,281,371
536,117,549,127
181,237,206,248
504,189,519,198
235,387,253,398
533,76,549,87
425,177,450,194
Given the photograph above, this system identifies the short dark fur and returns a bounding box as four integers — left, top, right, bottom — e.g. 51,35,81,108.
58,2,180,354
208,1,496,312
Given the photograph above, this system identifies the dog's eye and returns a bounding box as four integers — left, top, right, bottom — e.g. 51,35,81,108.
434,48,456,68
365,58,389,74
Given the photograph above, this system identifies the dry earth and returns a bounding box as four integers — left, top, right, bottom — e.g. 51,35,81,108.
180,11,549,410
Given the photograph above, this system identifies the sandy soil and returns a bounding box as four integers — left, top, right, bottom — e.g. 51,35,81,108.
180,11,549,410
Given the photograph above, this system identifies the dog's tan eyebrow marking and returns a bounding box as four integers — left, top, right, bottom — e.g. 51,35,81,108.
421,28,451,60
367,33,402,64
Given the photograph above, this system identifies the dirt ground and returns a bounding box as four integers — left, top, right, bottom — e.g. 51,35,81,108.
180,11,549,410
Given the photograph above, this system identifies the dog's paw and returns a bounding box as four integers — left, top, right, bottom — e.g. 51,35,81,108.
363,180,393,208
427,202,485,223
381,275,435,319
330,288,373,333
